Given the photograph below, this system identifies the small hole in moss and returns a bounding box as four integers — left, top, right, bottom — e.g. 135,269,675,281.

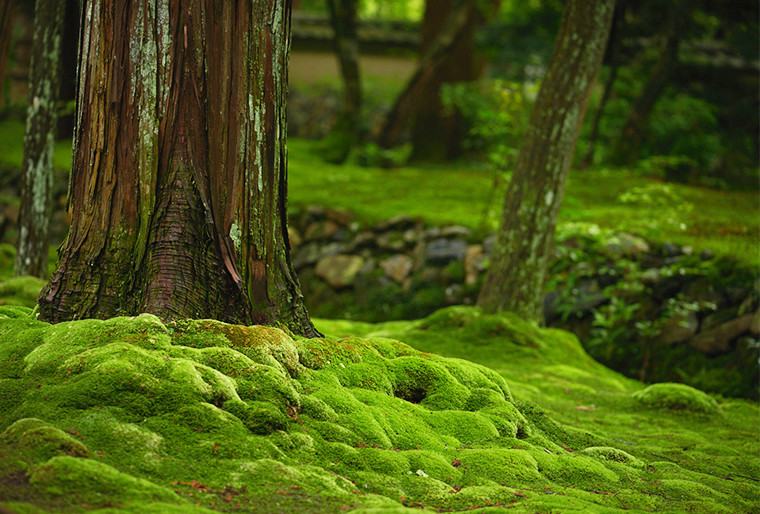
395,387,426,404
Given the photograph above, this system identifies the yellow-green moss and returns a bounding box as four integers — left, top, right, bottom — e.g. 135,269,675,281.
632,382,720,414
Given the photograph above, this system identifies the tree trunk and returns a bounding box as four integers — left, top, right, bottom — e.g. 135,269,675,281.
611,0,686,165
0,0,14,112
377,0,474,151
477,0,615,323
39,0,319,338
14,0,65,278
580,1,625,169
323,0,361,163
408,0,486,162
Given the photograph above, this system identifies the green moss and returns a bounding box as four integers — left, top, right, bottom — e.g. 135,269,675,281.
0,307,757,512
0,276,46,308
632,383,720,414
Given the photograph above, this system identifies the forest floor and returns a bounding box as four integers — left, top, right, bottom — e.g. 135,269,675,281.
0,291,758,512
0,119,755,267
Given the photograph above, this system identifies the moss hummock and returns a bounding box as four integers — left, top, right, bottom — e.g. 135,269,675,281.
0,305,757,512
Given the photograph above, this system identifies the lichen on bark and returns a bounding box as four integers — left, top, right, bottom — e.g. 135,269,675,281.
39,0,318,337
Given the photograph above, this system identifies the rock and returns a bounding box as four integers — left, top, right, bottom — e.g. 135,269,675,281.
374,215,419,232
440,225,472,239
751,308,760,336
699,249,714,260
662,242,681,257
604,233,650,258
376,231,407,252
425,239,467,265
725,287,748,305
324,208,353,227
315,254,365,289
292,242,346,269
658,312,699,345
347,231,376,251
380,254,414,284
287,227,302,248
483,233,497,254
304,220,339,241
464,245,485,286
690,315,753,355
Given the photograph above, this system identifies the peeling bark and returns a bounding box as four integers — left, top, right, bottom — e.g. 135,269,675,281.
477,0,615,323
39,0,319,337
14,0,65,278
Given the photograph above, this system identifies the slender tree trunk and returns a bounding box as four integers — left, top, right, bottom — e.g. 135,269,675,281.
0,0,14,112
408,0,486,161
611,0,686,165
14,0,65,278
377,0,474,150
39,0,319,337
477,0,615,323
323,0,361,163
580,1,624,169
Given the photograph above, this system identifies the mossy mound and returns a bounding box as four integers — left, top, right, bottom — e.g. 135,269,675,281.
0,275,46,308
0,306,757,512
632,382,720,414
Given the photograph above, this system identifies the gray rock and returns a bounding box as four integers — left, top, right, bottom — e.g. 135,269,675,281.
376,231,407,252
315,254,365,288
662,242,681,257
347,231,376,252
604,233,650,258
483,233,497,254
425,239,467,265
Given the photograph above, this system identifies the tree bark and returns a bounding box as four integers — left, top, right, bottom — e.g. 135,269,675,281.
0,0,14,112
376,0,474,151
324,0,361,163
477,0,615,323
14,0,65,278
39,0,319,338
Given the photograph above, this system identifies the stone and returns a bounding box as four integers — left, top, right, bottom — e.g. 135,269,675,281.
425,239,467,265
347,231,376,251
604,233,650,258
287,227,302,249
483,233,497,254
690,314,753,355
440,225,472,239
699,249,714,260
315,254,365,289
662,242,681,257
374,215,419,232
304,220,340,241
464,245,485,286
376,231,407,252
658,312,699,345
751,308,760,336
292,242,346,269
324,208,353,226
380,254,414,284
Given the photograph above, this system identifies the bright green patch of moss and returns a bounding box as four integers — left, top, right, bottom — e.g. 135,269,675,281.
632,382,720,414
0,306,757,512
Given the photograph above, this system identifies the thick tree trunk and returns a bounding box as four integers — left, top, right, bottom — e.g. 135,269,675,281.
39,0,319,337
611,1,686,165
0,0,14,112
14,0,65,278
477,0,615,323
377,0,474,151
323,0,361,163
408,0,485,162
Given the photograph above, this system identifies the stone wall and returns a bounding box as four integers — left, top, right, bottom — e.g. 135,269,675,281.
289,206,759,398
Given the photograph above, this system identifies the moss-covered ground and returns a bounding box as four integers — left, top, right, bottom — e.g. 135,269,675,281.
0,304,757,513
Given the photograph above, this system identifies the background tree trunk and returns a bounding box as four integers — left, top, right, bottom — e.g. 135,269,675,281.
323,0,361,163
611,0,686,165
408,0,486,162
14,0,65,278
376,0,474,151
477,0,615,322
39,0,319,337
0,0,14,112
